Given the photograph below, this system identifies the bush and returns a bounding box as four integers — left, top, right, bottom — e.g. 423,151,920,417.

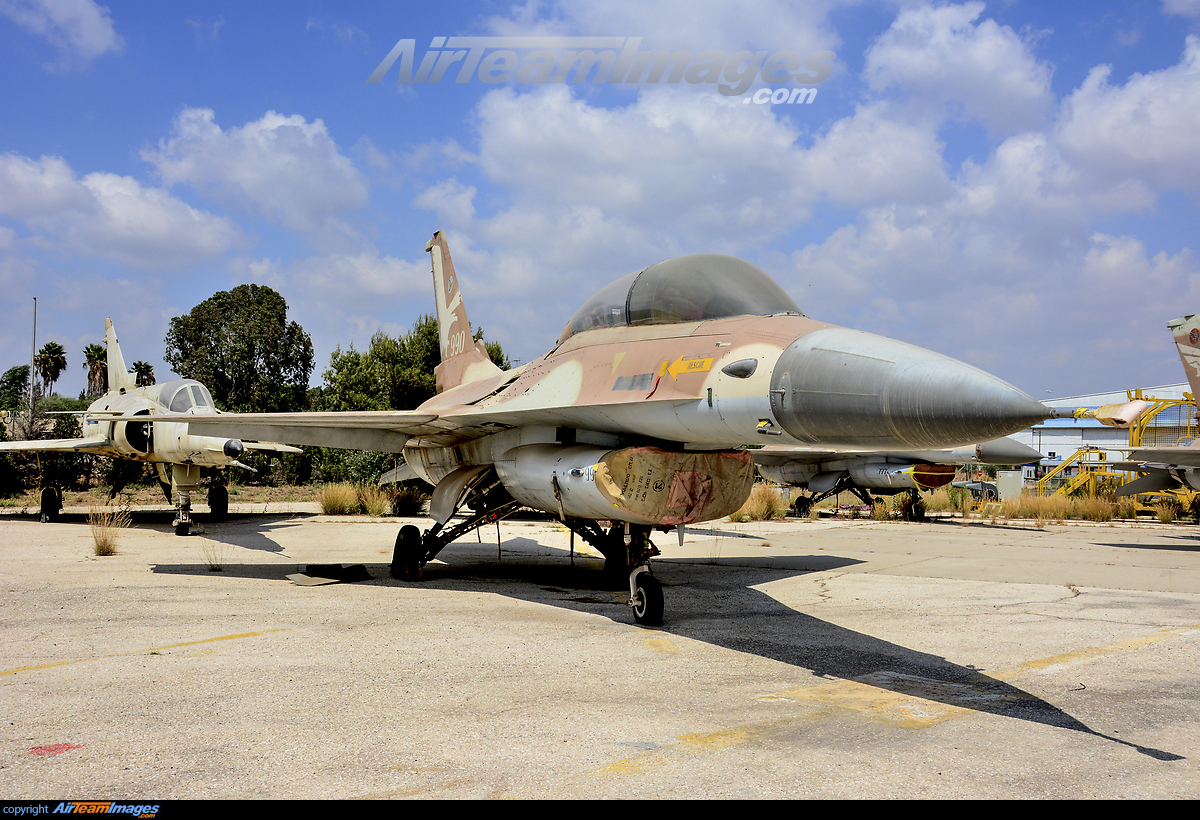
730,484,788,522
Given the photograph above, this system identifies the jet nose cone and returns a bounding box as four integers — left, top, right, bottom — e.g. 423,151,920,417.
770,328,1048,449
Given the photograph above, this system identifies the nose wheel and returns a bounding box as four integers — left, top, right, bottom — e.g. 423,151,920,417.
630,569,663,626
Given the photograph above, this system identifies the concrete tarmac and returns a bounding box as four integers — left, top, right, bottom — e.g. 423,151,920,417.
1,509,1198,799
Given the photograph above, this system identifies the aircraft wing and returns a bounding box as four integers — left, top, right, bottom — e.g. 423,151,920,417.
1129,447,1200,469
0,436,112,454
184,411,443,453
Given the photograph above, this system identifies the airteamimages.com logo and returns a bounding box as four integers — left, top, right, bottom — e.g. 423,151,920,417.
2,804,160,818
367,37,834,103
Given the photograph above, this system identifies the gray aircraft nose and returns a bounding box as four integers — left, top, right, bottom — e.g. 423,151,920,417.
769,328,1049,448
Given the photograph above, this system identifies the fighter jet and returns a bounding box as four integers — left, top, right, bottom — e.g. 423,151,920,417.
185,230,1054,624
0,318,299,534
752,436,1044,514
1115,313,1200,497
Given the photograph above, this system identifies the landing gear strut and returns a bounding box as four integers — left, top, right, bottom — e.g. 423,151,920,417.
173,490,192,536
558,519,664,626
389,466,519,581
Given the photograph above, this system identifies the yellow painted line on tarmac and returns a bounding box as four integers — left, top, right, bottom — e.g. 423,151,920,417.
1,628,288,676
567,621,1200,790
643,637,678,654
760,623,1200,730
989,624,1200,680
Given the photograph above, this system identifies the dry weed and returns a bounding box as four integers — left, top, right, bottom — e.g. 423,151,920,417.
88,505,131,556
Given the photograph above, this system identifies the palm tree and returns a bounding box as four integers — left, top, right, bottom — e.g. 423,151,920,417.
130,361,155,387
83,343,107,397
33,341,67,397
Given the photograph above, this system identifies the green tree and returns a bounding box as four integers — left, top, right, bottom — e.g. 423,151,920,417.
83,343,107,397
164,284,314,413
33,341,67,396
129,360,155,387
0,365,30,413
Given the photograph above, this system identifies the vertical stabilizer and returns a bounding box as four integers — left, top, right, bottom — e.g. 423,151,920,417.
105,318,136,394
1169,315,1200,399
426,230,502,393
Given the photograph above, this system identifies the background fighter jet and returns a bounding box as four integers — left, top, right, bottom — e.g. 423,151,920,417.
1115,313,1200,497
752,436,1045,514
186,230,1053,624
0,318,299,534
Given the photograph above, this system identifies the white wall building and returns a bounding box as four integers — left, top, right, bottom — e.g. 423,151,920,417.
1012,383,1193,481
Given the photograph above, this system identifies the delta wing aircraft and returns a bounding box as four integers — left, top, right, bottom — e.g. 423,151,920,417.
186,230,1055,624
752,436,1044,513
0,319,299,534
1116,313,1200,496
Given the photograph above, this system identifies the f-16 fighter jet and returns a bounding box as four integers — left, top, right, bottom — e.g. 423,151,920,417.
185,231,1054,623
0,319,298,534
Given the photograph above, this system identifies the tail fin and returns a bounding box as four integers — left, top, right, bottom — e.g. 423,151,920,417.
1169,314,1200,398
105,318,136,394
426,230,502,393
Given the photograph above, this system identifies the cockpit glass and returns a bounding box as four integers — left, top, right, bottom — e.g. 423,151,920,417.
563,254,801,339
189,385,214,409
169,385,194,413
166,382,214,413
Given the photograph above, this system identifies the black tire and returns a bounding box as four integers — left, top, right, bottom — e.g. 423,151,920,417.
391,525,423,581
208,483,229,520
174,521,191,537
632,574,664,626
39,487,61,523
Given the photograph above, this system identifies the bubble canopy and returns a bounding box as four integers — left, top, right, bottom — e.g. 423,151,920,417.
562,254,802,341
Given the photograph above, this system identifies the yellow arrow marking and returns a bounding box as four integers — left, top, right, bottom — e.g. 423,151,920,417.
666,356,713,380
611,351,625,374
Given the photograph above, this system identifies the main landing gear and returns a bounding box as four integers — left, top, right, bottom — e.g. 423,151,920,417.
389,465,519,583
388,466,668,626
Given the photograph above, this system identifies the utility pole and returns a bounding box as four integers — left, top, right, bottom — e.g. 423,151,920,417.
28,296,36,420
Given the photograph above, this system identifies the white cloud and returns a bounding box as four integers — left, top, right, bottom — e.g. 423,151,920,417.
864,1,1053,134
412,178,477,226
485,0,840,55
1164,0,1200,16
143,108,370,232
1056,36,1200,194
0,0,123,68
0,152,239,268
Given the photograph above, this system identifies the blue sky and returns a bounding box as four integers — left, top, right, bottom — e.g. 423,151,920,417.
3,1,1200,403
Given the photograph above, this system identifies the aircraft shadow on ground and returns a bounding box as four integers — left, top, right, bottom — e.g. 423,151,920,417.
152,536,1182,761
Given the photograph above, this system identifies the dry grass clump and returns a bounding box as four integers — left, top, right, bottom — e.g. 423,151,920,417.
357,484,392,517
1114,497,1139,520
319,482,413,516
199,538,227,572
730,484,789,522
1156,499,1182,524
869,500,891,520
88,505,131,556
318,482,360,515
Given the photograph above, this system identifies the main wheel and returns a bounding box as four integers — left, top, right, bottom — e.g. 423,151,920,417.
391,525,423,581
39,487,61,523
208,483,229,520
632,574,664,626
